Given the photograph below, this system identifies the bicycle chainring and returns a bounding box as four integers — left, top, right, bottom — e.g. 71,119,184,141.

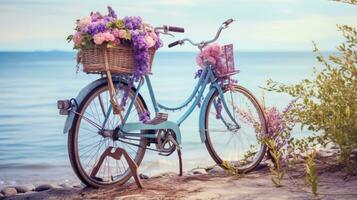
155,129,177,156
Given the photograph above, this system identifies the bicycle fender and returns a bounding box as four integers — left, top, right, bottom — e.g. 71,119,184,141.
63,78,107,133
198,87,217,143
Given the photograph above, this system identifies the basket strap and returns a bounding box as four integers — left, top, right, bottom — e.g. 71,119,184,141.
104,50,124,123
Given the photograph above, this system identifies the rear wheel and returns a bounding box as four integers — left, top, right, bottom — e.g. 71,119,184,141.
204,85,267,173
68,80,147,188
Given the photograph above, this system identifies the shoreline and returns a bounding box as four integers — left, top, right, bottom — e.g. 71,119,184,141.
1,149,357,200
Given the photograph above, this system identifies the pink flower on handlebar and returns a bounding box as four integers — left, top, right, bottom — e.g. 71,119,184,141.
196,43,222,68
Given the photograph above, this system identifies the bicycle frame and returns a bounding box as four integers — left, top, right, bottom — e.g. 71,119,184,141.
101,63,240,144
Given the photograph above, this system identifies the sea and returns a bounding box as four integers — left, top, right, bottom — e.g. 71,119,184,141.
0,51,320,187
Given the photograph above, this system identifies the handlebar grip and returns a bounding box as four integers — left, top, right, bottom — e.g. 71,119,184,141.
168,40,182,48
223,18,234,26
168,26,185,33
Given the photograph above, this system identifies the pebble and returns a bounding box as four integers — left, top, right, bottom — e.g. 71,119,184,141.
139,173,149,179
15,184,35,193
207,165,225,175
154,172,177,178
73,185,83,189
1,187,17,196
317,150,335,158
59,183,72,189
190,168,207,175
34,184,56,192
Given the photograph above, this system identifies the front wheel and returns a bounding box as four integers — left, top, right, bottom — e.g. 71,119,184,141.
204,85,267,173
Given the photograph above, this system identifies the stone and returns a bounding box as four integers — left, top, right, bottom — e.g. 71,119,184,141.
139,173,149,179
15,184,35,193
157,172,177,178
207,165,225,175
34,184,55,192
317,150,335,158
255,163,269,171
1,187,17,196
190,168,207,175
73,185,83,189
59,183,72,189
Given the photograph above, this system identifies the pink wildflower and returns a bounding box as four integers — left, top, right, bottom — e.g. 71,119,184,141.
73,32,82,46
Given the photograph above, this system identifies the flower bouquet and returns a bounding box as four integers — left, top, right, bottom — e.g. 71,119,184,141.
67,6,163,114
67,6,162,80
196,43,237,78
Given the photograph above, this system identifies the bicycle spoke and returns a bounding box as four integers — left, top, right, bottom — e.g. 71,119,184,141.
98,94,106,117
205,86,266,172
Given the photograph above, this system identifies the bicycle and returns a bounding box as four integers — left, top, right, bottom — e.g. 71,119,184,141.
58,19,267,188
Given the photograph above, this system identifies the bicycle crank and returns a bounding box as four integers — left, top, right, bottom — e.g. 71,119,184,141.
156,129,180,156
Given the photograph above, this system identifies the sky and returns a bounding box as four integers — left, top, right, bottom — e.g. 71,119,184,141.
0,0,356,52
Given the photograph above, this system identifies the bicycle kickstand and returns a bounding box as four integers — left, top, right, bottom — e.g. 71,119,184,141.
166,134,183,176
177,148,183,176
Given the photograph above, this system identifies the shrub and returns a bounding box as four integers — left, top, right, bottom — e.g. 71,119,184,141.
265,24,357,172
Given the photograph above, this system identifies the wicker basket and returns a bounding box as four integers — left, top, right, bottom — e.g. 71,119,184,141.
80,45,156,74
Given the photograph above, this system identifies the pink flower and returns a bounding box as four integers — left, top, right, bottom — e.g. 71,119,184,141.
206,56,216,64
210,43,221,56
196,53,204,68
73,32,82,46
77,16,91,31
118,30,127,39
112,28,120,37
203,49,211,57
112,28,127,39
196,43,222,67
149,32,158,41
93,34,104,45
145,36,155,48
93,32,115,45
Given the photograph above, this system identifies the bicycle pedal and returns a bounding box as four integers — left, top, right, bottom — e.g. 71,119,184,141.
146,112,168,125
167,134,181,150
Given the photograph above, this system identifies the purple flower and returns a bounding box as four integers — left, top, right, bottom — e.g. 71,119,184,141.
195,69,203,79
107,6,117,19
139,111,150,123
216,97,222,119
282,98,298,114
154,33,163,50
131,30,149,81
90,12,102,22
87,21,108,35
124,16,143,30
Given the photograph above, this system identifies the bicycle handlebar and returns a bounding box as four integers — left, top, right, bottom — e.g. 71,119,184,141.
167,18,235,49
155,25,185,33
223,18,234,26
167,26,185,33
168,40,183,48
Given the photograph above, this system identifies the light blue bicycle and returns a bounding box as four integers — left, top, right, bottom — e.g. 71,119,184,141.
58,19,267,188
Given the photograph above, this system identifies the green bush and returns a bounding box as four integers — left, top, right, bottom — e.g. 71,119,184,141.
265,24,357,171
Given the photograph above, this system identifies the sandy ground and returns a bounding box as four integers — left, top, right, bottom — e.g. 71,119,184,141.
2,155,357,200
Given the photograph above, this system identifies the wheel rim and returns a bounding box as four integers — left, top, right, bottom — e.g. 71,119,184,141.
72,83,146,186
205,86,267,171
